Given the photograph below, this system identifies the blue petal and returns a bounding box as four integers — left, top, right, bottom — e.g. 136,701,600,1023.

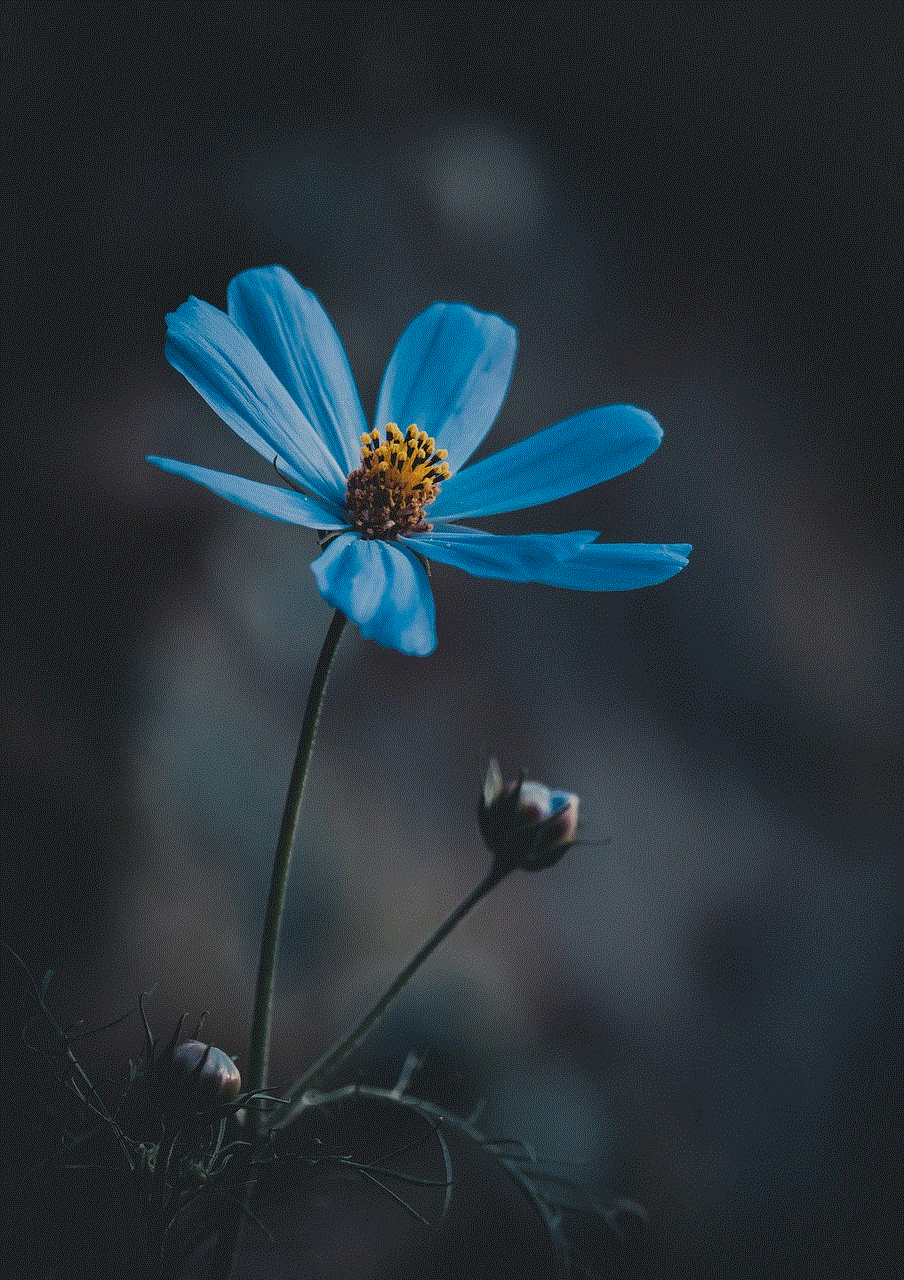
405,525,600,582
374,303,517,472
310,533,437,656
165,297,348,505
534,542,692,589
148,457,349,528
227,267,367,476
429,405,663,521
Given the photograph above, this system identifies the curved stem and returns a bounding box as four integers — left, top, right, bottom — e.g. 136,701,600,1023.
246,608,347,1117
271,862,507,1128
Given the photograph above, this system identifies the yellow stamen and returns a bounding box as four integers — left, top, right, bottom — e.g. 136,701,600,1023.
345,423,452,540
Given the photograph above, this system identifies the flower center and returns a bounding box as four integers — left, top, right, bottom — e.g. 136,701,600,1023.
345,423,451,540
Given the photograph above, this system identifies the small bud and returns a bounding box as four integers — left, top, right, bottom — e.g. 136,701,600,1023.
166,1041,241,1113
478,758,580,872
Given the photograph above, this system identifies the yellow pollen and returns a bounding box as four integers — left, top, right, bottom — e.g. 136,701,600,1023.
345,423,451,540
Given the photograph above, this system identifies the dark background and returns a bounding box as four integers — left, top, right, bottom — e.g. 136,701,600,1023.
4,7,900,1278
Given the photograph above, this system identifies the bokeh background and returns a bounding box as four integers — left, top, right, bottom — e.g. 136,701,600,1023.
4,8,900,1278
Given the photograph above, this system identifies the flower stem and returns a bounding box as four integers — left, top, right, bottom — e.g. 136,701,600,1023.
246,608,347,1120
271,861,508,1128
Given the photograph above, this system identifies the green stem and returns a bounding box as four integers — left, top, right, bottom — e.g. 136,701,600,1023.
271,862,508,1128
246,608,347,1117
147,1126,180,1278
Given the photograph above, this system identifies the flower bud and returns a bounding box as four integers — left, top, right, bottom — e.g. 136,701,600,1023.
478,758,579,872
166,1041,242,1113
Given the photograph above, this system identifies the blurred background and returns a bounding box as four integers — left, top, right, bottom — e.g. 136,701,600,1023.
4,7,900,1277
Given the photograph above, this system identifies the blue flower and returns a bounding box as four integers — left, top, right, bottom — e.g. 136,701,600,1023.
149,266,690,656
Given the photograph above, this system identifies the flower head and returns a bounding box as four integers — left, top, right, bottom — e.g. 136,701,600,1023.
479,757,580,872
149,266,690,655
164,1041,242,1115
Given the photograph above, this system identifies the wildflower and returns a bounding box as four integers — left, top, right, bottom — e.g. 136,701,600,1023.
164,1040,242,1114
149,267,690,655
479,757,580,872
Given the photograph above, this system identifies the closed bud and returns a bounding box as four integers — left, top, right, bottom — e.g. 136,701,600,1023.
166,1040,241,1113
478,758,580,872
